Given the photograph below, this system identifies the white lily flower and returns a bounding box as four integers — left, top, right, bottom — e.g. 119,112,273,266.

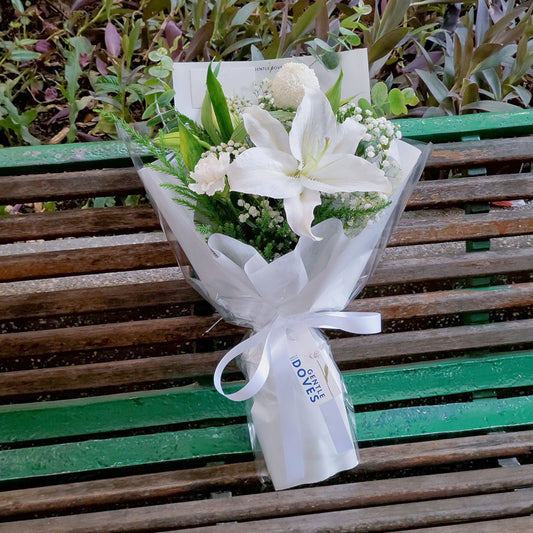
227,88,392,240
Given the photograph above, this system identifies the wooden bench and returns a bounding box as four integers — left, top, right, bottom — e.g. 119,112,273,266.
0,111,532,532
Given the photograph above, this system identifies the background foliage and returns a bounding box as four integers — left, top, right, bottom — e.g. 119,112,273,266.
0,0,531,147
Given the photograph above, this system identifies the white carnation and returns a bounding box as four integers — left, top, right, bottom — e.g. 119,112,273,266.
271,62,320,109
189,152,230,196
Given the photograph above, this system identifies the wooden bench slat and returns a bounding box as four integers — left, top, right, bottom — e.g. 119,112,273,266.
2,350,531,444
2,237,533,287
409,173,533,207
1,466,531,532
0,242,177,282
402,516,533,533
2,283,531,357
0,206,160,244
173,490,533,532
389,209,533,246
1,430,530,521
0,321,530,398
3,246,532,318
1,395,532,482
2,200,532,246
424,136,533,169
0,168,142,204
1,320,532,399
371,248,533,286
1,165,530,207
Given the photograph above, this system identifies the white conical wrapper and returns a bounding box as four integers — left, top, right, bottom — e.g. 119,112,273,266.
137,139,428,489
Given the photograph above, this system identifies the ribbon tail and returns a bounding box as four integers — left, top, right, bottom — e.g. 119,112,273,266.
213,328,271,402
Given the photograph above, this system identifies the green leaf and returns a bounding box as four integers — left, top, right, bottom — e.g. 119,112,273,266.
357,98,375,117
472,44,517,74
401,87,419,106
371,82,388,107
388,88,407,116
368,27,408,64
325,70,343,113
148,66,171,78
142,0,170,21
11,0,24,13
321,51,340,69
221,37,261,57
95,75,121,94
201,90,221,145
461,80,480,109
93,197,116,208
507,84,531,107
461,101,524,113
231,2,258,26
230,120,247,144
178,119,205,171
10,49,41,61
377,0,411,38
482,68,502,101
281,0,326,56
206,64,233,142
416,69,450,104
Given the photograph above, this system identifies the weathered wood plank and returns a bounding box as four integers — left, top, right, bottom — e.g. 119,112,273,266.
0,206,160,244
0,283,530,357
0,242,177,282
424,136,533,169
0,168,142,204
171,490,533,532
1,466,532,532
389,209,533,246
409,173,533,207
403,516,533,532
1,284,531,358
1,321,532,398
2,164,530,207
1,431,531,520
6,485,530,533
2,196,532,247
3,246,532,313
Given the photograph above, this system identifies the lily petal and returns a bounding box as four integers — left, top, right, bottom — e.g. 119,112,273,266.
227,147,301,198
331,118,366,155
303,154,392,195
243,106,291,153
284,188,322,240
289,88,337,167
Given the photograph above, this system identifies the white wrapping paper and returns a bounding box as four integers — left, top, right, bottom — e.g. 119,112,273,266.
136,138,429,489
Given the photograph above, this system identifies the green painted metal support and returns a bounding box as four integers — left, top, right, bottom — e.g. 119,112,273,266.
0,141,133,176
1,396,531,483
396,109,533,142
1,350,532,445
0,110,532,174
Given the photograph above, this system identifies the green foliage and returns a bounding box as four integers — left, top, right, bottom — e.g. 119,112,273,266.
1,0,533,146
358,82,419,118
410,1,533,115
315,193,390,235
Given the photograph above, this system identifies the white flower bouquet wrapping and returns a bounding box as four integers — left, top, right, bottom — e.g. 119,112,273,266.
121,59,429,490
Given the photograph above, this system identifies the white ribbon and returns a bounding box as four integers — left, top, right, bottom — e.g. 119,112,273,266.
214,311,381,401
213,310,381,486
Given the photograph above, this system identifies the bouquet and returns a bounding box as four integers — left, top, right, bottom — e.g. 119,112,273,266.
121,58,428,490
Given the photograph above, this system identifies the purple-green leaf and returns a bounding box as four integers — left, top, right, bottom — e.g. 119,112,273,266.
105,23,121,58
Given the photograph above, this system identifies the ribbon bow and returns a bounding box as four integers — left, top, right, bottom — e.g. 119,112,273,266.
213,310,381,487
